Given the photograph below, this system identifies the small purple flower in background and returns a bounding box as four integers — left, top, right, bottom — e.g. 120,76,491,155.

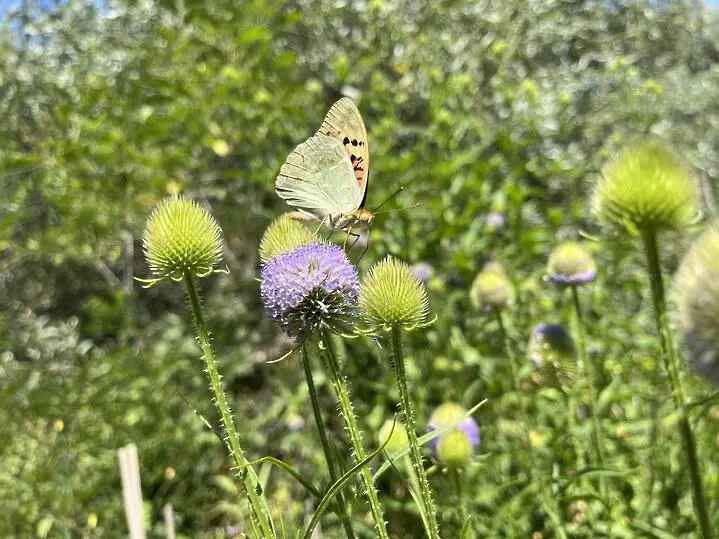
486,212,506,229
260,243,359,338
547,241,596,287
427,402,479,466
410,262,433,285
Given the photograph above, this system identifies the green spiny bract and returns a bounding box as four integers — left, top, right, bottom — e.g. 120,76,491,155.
360,256,431,331
592,140,699,234
259,213,318,263
674,222,719,384
142,195,224,283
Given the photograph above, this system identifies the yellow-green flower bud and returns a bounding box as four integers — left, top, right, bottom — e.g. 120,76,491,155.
378,419,409,455
360,257,431,331
142,195,223,282
592,140,698,233
436,429,474,467
674,223,719,384
547,242,596,287
470,263,515,311
259,213,317,263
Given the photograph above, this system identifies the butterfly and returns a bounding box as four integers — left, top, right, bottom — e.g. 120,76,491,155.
276,98,375,233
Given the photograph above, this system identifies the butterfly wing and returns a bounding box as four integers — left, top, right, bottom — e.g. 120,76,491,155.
276,134,363,222
317,98,370,208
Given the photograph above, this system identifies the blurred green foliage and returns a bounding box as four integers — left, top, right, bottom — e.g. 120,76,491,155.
2,0,718,536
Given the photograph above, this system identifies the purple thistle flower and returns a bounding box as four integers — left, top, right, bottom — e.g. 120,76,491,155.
260,243,359,338
426,403,480,465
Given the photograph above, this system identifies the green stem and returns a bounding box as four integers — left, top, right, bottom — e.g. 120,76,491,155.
641,228,712,539
183,273,274,538
320,330,390,539
391,325,442,539
300,345,356,539
495,311,518,392
452,467,468,532
570,285,606,496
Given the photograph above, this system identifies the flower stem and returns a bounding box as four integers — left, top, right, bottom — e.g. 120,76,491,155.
390,325,442,539
451,467,468,532
183,273,275,538
570,285,606,496
300,344,356,539
641,228,712,539
320,329,390,539
495,311,518,392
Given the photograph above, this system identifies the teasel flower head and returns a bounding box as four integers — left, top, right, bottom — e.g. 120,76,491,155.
378,419,409,455
547,241,596,287
528,323,577,388
140,195,225,286
427,403,480,467
674,223,719,384
470,262,515,311
259,213,318,263
360,257,433,332
260,243,359,339
592,140,699,234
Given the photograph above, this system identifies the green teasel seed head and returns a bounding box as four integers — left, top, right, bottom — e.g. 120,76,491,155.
259,213,318,263
360,256,431,331
592,140,699,234
470,262,515,311
547,241,596,287
378,419,409,455
674,223,719,384
142,195,224,282
436,429,474,467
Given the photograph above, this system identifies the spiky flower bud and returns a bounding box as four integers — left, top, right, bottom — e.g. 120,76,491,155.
378,419,409,455
592,140,698,233
259,213,317,263
674,223,719,384
142,195,223,282
470,262,515,311
260,243,359,339
360,257,431,331
528,323,577,387
547,242,596,287
427,403,480,467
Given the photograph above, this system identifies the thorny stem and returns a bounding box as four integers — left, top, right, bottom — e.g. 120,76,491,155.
391,325,442,539
570,285,606,497
641,228,712,539
183,273,275,538
300,345,356,539
320,329,390,539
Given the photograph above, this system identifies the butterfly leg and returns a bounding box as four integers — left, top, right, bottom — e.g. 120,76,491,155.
357,232,370,262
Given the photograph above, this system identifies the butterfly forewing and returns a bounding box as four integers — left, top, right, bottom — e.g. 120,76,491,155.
276,134,363,222
317,98,370,204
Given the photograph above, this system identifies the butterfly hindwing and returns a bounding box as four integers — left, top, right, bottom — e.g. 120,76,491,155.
276,134,363,222
317,98,370,205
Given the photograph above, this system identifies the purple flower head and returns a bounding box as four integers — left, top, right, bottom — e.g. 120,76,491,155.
260,243,359,338
411,262,433,285
528,323,575,367
547,241,596,287
427,403,479,465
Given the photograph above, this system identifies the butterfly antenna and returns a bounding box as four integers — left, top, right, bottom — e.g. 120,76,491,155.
373,186,405,212
373,202,420,216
